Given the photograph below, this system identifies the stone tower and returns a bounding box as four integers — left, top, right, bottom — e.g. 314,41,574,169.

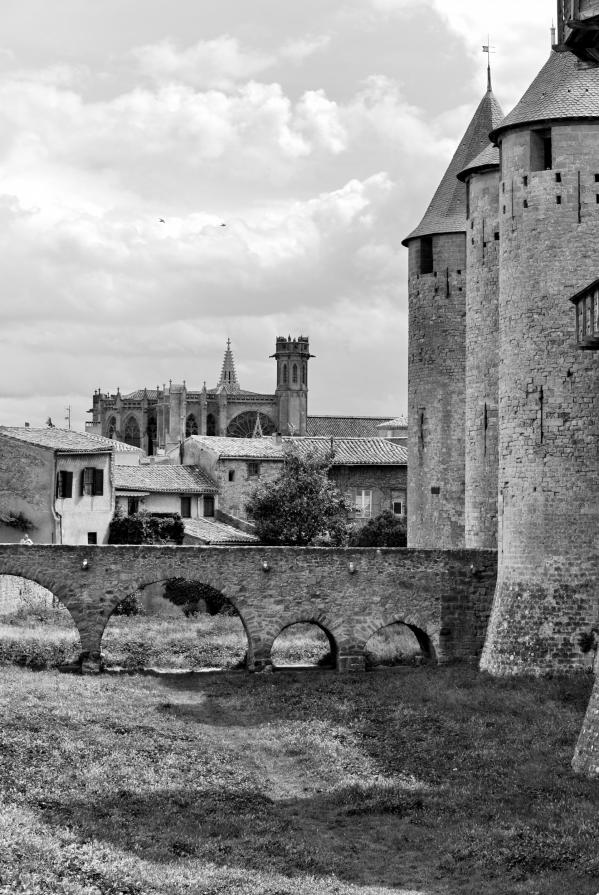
458,140,502,548
403,80,503,548
481,31,599,674
273,336,312,436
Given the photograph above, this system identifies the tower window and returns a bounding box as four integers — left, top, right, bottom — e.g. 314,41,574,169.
556,195,562,204
292,363,298,384
419,236,433,275
302,363,307,385
555,172,561,183
530,128,552,171
283,364,288,384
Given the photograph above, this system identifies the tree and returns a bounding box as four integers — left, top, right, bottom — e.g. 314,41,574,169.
349,510,407,548
108,506,185,545
245,445,353,546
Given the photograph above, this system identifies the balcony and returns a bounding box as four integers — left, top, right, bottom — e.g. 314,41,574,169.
571,279,599,349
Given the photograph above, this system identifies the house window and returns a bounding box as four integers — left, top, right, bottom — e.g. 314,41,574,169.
80,468,103,497
247,461,260,478
530,128,552,171
228,469,235,482
56,470,73,499
127,497,139,516
87,532,97,545
392,500,404,517
354,489,372,519
203,496,215,517
180,496,192,518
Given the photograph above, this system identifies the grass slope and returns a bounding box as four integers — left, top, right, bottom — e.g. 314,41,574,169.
0,667,597,895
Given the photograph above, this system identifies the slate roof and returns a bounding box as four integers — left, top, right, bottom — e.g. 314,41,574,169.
306,416,394,438
186,436,285,460
491,50,599,141
183,518,258,545
114,465,218,494
121,387,270,400
0,427,142,454
403,87,504,245
457,143,501,182
289,437,407,466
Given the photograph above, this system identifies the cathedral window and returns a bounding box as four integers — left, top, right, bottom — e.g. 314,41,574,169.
124,415,141,448
292,364,298,384
207,414,216,436
185,414,199,437
283,364,288,384
106,416,117,439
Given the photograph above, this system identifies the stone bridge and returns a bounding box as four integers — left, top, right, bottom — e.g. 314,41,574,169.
0,544,497,672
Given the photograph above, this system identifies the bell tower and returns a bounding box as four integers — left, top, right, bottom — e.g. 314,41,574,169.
272,336,313,435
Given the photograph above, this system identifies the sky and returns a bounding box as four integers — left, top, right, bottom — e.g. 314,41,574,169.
0,0,554,430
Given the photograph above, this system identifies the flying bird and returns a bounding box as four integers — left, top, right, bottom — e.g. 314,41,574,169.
158,218,165,223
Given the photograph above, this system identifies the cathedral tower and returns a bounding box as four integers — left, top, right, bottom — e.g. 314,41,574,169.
481,30,599,674
273,336,312,435
403,80,503,548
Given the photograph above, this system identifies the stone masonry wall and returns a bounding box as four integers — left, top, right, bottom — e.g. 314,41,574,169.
408,232,466,549
464,167,500,548
329,465,407,522
0,437,55,544
481,122,599,675
0,544,497,672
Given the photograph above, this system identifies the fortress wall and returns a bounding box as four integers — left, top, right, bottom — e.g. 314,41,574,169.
481,122,599,675
464,167,500,548
407,233,466,549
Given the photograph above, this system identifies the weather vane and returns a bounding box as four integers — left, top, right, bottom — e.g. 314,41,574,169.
482,36,496,91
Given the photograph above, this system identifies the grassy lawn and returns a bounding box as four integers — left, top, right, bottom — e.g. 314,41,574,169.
0,666,597,895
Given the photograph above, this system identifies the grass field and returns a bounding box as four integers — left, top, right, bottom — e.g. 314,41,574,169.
0,665,597,895
0,609,424,671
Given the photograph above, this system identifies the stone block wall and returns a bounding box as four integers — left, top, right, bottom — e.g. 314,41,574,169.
408,232,467,549
481,122,599,675
330,464,407,522
0,437,55,544
0,544,497,672
464,167,500,548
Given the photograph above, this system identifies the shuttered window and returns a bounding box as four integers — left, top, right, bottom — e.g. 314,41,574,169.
80,467,104,496
56,471,73,499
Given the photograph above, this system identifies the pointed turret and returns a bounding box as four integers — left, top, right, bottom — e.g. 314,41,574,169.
216,339,241,394
403,85,503,246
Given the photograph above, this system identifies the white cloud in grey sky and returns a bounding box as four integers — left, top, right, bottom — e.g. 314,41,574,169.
0,0,553,429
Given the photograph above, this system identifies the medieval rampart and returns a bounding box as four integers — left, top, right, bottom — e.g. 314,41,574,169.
0,544,496,672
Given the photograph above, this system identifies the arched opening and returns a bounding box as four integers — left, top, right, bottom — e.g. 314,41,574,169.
226,411,276,438
147,416,157,455
100,578,250,672
206,413,216,436
364,621,434,670
270,622,337,670
0,575,80,668
282,364,288,384
124,415,141,448
185,414,198,437
105,415,117,439
292,363,298,384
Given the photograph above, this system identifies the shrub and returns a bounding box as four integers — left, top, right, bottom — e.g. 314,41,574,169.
113,593,145,616
163,578,232,616
108,507,185,545
349,510,407,548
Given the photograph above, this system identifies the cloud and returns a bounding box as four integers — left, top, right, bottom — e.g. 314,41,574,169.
280,35,332,64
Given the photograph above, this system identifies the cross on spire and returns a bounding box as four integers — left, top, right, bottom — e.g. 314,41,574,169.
482,37,496,92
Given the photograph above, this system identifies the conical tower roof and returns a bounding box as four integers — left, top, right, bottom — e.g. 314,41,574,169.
216,339,241,394
457,142,501,182
402,86,504,246
490,49,599,143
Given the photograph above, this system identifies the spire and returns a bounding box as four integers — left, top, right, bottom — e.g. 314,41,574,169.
402,84,504,246
217,339,241,394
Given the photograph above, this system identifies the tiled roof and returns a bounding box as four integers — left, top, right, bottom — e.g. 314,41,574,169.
491,50,599,141
376,416,408,429
306,416,394,438
403,88,504,245
457,143,501,182
0,427,141,454
286,437,407,466
114,465,218,494
183,518,258,544
122,389,158,400
120,387,270,400
186,436,285,460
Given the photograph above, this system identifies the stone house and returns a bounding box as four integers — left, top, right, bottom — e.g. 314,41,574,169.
0,427,142,545
180,435,407,525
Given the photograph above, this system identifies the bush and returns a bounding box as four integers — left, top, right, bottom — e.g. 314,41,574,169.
108,507,185,545
349,510,407,548
163,578,232,616
113,593,145,616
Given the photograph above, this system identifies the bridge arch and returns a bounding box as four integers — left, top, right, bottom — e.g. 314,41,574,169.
98,575,256,670
264,612,347,670
360,613,437,666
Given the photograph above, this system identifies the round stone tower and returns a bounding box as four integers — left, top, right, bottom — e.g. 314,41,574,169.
481,47,599,675
403,81,503,548
458,143,502,548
